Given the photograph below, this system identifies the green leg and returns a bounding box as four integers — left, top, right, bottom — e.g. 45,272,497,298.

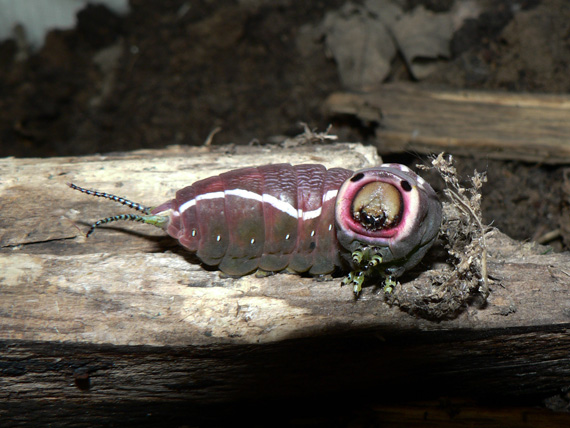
383,276,397,294
342,248,400,296
367,254,383,268
342,270,366,295
351,249,364,265
342,249,386,296
255,269,274,278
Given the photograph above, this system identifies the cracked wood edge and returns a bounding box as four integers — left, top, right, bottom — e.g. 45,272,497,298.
324,83,570,163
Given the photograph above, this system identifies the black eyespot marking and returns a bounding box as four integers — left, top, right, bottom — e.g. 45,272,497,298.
401,180,412,192
351,173,364,182
309,242,316,250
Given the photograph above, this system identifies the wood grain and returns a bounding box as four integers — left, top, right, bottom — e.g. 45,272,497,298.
324,83,570,163
1,143,569,426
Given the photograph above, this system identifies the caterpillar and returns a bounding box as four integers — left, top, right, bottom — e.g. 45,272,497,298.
69,163,442,294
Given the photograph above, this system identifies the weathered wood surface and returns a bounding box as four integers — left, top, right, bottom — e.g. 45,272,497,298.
1,143,380,345
1,143,570,426
324,83,570,163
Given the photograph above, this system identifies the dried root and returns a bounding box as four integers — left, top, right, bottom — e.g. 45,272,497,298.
279,123,339,148
434,153,489,298
389,153,490,319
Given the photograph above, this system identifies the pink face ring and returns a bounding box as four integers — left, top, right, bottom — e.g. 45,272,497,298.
69,163,441,295
335,163,442,286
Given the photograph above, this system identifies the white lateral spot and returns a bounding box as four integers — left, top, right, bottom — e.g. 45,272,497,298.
285,234,290,240
328,224,332,231
250,238,255,245
310,230,315,237
216,235,221,242
191,229,197,237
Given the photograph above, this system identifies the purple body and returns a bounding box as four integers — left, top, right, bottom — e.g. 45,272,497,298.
71,162,442,285
152,164,354,276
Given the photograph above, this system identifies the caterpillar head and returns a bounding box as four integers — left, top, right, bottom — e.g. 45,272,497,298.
335,164,442,277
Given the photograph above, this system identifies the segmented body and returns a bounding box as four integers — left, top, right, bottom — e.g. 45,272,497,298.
70,162,442,292
151,164,353,276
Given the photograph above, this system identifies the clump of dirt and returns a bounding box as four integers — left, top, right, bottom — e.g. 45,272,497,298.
389,154,490,319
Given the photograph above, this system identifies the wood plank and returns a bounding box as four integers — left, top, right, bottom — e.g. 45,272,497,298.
1,143,570,426
0,143,381,345
324,83,570,163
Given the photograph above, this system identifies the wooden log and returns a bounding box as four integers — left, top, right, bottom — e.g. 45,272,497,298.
1,143,570,426
324,83,570,163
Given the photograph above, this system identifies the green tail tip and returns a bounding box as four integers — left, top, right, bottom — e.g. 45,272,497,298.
86,213,168,237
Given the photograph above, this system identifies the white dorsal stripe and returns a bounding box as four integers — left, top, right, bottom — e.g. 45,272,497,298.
260,191,297,218
178,187,339,220
302,207,321,220
323,189,338,202
301,189,337,220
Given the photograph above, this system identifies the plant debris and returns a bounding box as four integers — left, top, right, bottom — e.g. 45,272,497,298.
278,123,339,148
387,153,490,319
